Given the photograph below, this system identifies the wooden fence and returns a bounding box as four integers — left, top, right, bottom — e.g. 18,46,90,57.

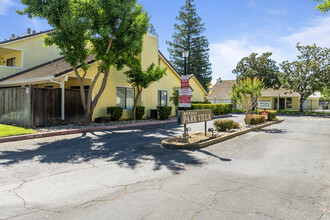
0,87,87,127
0,87,32,127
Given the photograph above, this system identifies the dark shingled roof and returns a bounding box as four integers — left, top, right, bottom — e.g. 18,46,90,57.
0,55,95,84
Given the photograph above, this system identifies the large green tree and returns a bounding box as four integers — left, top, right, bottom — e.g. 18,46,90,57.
233,52,280,109
167,0,212,89
18,0,149,122
125,60,166,120
314,0,330,13
280,44,330,112
233,52,281,90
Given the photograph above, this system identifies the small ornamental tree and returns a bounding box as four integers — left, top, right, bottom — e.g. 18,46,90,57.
18,0,149,122
169,86,180,108
280,44,330,112
231,78,265,125
125,60,166,120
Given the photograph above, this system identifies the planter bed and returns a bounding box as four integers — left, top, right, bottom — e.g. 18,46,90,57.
161,119,283,149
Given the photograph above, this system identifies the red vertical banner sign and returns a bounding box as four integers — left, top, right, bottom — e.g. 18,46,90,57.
179,75,191,108
181,75,190,88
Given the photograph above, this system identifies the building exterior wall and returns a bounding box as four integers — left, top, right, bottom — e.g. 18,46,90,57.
0,35,61,79
237,96,300,110
210,99,231,104
305,97,320,110
190,77,205,102
1,33,206,121
65,35,206,120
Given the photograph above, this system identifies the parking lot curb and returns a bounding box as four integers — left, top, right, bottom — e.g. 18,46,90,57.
0,119,177,143
161,119,284,149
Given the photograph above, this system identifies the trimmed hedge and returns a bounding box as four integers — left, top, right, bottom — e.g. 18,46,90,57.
157,106,172,120
107,106,123,121
256,110,277,121
191,101,211,104
190,103,233,115
213,119,240,132
135,106,145,120
244,114,266,125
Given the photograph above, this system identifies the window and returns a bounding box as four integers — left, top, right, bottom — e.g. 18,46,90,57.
286,98,292,109
158,90,168,106
6,57,16,67
116,87,134,110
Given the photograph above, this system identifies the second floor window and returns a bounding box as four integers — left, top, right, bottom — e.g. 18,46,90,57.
7,57,16,67
116,87,134,110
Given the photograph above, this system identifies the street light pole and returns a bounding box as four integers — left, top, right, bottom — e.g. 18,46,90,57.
182,49,189,138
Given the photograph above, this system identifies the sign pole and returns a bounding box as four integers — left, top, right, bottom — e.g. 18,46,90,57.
180,49,190,138
205,121,207,136
183,56,187,138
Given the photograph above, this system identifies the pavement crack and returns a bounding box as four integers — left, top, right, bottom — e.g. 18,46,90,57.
213,209,279,219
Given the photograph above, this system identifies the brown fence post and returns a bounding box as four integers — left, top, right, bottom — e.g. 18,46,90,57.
30,84,35,128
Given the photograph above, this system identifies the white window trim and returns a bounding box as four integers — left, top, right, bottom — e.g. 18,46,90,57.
158,89,168,106
116,86,135,110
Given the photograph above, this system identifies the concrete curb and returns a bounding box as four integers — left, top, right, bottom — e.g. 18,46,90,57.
0,114,232,144
161,119,284,149
0,119,176,144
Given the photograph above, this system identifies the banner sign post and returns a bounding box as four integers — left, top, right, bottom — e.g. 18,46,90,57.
179,75,191,138
180,75,190,88
179,88,191,108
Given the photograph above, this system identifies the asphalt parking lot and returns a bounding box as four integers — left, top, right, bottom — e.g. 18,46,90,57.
0,115,329,220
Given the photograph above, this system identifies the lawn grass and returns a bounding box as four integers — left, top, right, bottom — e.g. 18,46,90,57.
0,124,35,138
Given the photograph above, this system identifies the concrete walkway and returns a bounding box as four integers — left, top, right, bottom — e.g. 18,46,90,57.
0,115,329,219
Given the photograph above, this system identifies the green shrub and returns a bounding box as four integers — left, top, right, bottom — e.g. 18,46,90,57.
107,106,123,121
135,106,145,120
244,114,266,125
191,101,211,104
232,121,240,129
190,103,233,115
157,106,172,120
256,110,277,121
213,119,240,132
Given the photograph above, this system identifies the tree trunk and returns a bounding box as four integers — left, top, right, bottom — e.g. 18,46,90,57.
245,112,251,125
132,88,142,120
252,96,258,111
299,99,305,112
87,69,111,122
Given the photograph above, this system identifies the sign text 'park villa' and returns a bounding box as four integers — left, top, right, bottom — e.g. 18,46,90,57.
178,109,212,125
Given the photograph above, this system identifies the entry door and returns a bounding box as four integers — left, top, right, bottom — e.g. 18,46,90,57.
279,98,285,110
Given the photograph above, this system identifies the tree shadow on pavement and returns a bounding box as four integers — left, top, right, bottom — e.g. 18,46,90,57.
0,124,204,174
192,149,232,162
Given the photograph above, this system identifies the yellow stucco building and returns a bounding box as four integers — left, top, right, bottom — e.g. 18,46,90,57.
208,80,321,111
0,29,206,123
